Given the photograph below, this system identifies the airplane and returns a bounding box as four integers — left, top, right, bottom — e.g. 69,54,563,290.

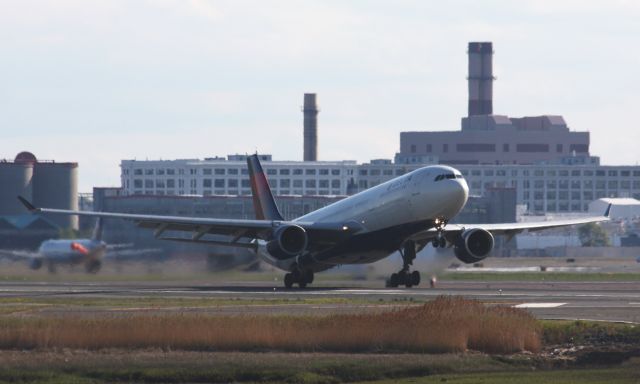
18,154,611,287
0,218,157,273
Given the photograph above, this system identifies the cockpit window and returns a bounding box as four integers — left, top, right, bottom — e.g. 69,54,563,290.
434,173,463,181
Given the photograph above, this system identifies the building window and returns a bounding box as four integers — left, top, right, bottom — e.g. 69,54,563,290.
134,169,143,175
305,169,316,175
241,179,250,188
331,180,340,188
134,179,143,188
280,169,290,175
557,144,563,153
203,169,212,175
167,169,175,175
443,144,448,153
157,169,165,175
144,180,153,188
426,144,432,152
167,179,175,188
305,180,316,188
410,145,416,153
319,180,329,188
228,179,238,188
267,169,277,175
280,179,290,188
293,180,303,188
293,169,303,175
215,168,225,175
228,168,238,175
516,144,549,152
503,143,509,152
319,169,329,175
203,179,212,188
145,169,154,175
215,179,225,188
331,169,340,175
456,143,496,152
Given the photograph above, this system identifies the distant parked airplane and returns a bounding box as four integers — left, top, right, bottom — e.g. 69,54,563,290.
0,218,157,273
18,155,611,287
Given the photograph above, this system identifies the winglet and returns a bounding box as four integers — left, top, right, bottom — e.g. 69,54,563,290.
17,196,38,213
604,203,612,218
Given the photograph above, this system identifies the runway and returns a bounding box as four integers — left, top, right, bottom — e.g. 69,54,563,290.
1,280,639,323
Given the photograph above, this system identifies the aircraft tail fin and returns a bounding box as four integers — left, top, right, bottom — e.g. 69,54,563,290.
92,217,104,241
247,154,283,221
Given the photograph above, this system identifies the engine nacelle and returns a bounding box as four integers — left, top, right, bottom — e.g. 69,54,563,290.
266,225,308,260
454,228,494,264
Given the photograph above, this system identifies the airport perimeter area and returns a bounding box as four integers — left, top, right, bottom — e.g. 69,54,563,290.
0,256,639,383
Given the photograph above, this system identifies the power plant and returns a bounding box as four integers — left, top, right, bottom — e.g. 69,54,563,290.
302,93,319,162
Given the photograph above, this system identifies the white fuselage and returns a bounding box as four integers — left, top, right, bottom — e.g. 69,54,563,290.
257,165,469,271
37,239,106,265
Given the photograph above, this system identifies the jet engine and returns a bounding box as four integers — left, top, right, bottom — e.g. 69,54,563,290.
454,228,494,264
266,225,308,260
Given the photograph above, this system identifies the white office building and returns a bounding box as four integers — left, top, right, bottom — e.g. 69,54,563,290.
120,154,640,215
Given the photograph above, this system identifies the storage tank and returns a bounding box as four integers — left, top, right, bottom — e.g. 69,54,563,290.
32,162,79,230
0,154,34,215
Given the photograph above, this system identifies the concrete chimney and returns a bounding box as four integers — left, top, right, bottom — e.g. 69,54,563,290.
467,42,494,116
303,93,319,161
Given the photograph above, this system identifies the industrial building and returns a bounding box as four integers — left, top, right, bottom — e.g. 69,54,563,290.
395,42,591,165
113,41,638,219
0,152,78,230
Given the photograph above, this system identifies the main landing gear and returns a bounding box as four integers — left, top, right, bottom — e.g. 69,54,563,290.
389,240,421,288
284,269,314,289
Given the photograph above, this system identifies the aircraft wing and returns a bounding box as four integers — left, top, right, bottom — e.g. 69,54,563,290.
410,204,612,243
0,249,39,261
18,197,358,249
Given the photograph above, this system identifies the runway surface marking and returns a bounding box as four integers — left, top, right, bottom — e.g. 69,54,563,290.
514,303,567,308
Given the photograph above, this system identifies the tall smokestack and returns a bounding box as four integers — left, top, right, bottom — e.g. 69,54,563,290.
303,93,319,161
467,42,494,116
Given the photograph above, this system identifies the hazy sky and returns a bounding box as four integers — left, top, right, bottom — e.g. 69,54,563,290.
1,1,639,192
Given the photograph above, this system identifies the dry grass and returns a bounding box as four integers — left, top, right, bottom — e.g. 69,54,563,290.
0,296,540,354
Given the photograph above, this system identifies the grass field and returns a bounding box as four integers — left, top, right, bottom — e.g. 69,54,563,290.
0,351,637,384
0,295,639,383
0,297,541,354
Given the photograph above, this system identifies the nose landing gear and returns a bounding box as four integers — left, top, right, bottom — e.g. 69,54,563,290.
388,240,421,288
432,217,448,248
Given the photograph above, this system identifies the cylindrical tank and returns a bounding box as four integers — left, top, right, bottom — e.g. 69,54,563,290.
303,93,319,162
0,161,33,215
32,162,79,230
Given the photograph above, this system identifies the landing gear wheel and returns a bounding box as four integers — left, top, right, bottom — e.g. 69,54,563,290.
303,270,314,284
389,273,400,288
284,273,294,289
411,270,421,286
298,281,307,288
438,237,446,248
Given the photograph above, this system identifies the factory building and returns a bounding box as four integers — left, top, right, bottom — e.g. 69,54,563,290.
396,42,590,165
0,152,78,230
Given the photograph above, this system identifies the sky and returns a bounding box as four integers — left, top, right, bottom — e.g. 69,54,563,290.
1,0,639,192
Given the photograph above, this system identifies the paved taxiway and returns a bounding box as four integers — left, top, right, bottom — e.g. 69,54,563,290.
1,280,638,323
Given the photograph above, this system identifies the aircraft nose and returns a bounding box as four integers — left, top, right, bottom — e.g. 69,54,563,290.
452,178,469,208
